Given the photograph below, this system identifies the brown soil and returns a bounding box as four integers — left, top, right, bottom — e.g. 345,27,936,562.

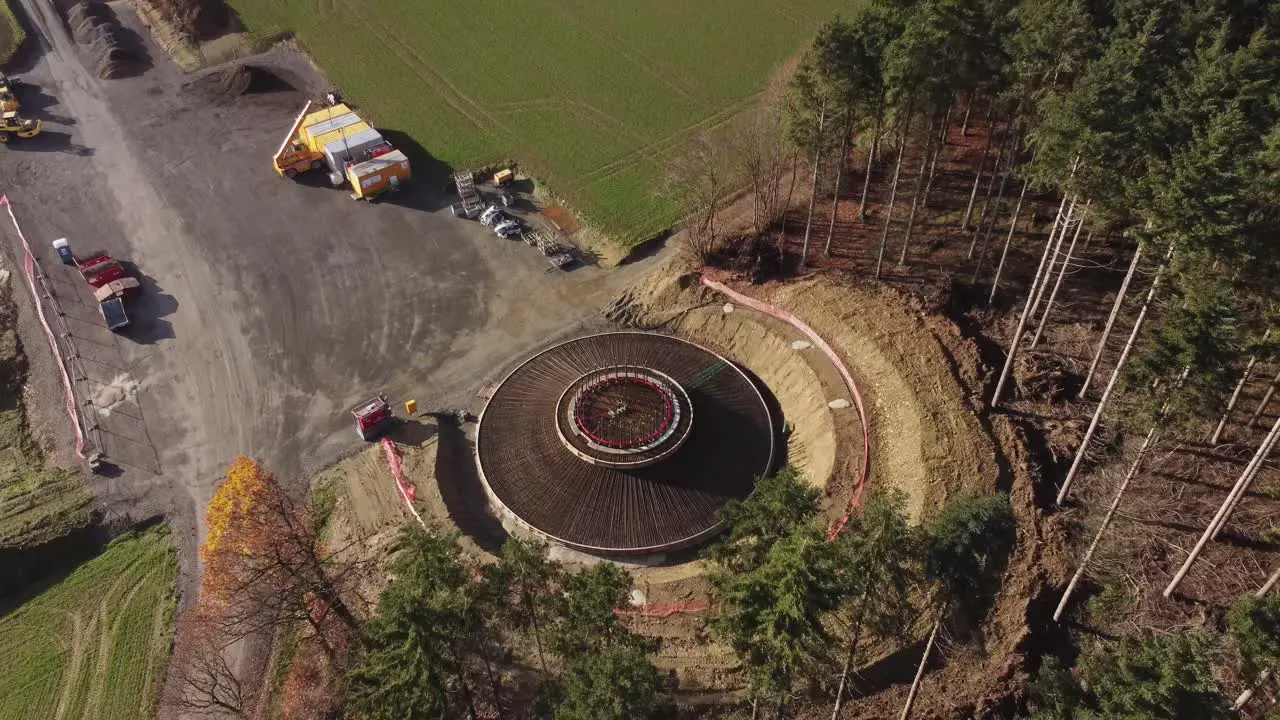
135,0,229,42
541,204,581,235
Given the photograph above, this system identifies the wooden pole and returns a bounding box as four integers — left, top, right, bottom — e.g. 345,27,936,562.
989,198,1070,407
1031,201,1091,348
899,616,941,720
875,116,911,278
1054,425,1159,621
1080,244,1143,399
1250,369,1280,428
799,102,827,269
1028,196,1077,321
1212,430,1276,541
1164,414,1280,597
1057,247,1173,504
1230,560,1280,711
987,176,1030,305
1211,330,1271,444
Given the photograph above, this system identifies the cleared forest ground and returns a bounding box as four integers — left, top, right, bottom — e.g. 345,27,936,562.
0,526,178,720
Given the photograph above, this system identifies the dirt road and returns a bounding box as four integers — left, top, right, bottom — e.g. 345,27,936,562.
0,0,659,580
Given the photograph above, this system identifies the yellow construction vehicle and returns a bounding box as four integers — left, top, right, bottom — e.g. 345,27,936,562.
0,112,41,143
273,99,382,178
1,73,20,115
272,100,326,177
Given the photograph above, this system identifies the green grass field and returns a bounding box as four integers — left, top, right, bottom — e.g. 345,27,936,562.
0,526,179,720
0,0,23,66
228,0,846,247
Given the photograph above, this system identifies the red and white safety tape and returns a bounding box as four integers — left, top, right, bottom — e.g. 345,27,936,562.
0,196,87,459
700,277,871,539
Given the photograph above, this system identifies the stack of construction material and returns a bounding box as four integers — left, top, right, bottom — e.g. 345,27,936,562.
296,104,410,197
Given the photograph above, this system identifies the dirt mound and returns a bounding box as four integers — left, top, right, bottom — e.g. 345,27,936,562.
670,307,839,494
183,64,294,101
761,276,998,520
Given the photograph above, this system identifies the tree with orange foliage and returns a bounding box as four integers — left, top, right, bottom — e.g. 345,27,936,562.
201,456,361,656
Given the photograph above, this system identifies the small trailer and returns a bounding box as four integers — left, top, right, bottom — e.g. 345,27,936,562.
94,277,140,332
352,394,394,441
347,149,411,201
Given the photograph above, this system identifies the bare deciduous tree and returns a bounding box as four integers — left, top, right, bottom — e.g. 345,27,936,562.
664,130,732,264
166,610,254,717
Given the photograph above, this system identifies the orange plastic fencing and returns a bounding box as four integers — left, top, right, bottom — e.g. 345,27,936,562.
380,437,425,526
700,277,872,540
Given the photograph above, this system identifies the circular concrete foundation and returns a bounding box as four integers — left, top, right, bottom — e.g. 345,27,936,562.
475,332,775,556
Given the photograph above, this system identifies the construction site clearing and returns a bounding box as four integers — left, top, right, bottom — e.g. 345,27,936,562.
311,261,1046,711
0,4,1056,714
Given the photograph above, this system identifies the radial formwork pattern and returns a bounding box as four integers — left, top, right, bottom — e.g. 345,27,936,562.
476,332,776,555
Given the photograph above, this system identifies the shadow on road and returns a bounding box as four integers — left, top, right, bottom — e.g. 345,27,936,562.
122,271,177,344
5,130,93,156
8,82,73,124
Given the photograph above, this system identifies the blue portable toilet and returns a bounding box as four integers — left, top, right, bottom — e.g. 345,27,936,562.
52,238,75,266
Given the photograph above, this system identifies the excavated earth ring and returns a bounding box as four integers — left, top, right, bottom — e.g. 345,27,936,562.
476,332,775,556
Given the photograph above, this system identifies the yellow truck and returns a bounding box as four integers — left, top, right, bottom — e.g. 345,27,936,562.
272,100,411,199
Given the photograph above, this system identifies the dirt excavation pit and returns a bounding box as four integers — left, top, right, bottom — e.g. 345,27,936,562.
320,260,1054,708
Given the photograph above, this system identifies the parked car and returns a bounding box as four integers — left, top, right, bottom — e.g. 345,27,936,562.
494,220,522,239
479,205,505,227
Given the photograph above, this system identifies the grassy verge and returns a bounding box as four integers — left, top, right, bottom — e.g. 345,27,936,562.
0,281,90,551
0,0,24,67
0,525,179,720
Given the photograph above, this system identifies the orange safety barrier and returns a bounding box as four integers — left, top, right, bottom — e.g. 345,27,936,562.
700,277,872,540
380,438,425,526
